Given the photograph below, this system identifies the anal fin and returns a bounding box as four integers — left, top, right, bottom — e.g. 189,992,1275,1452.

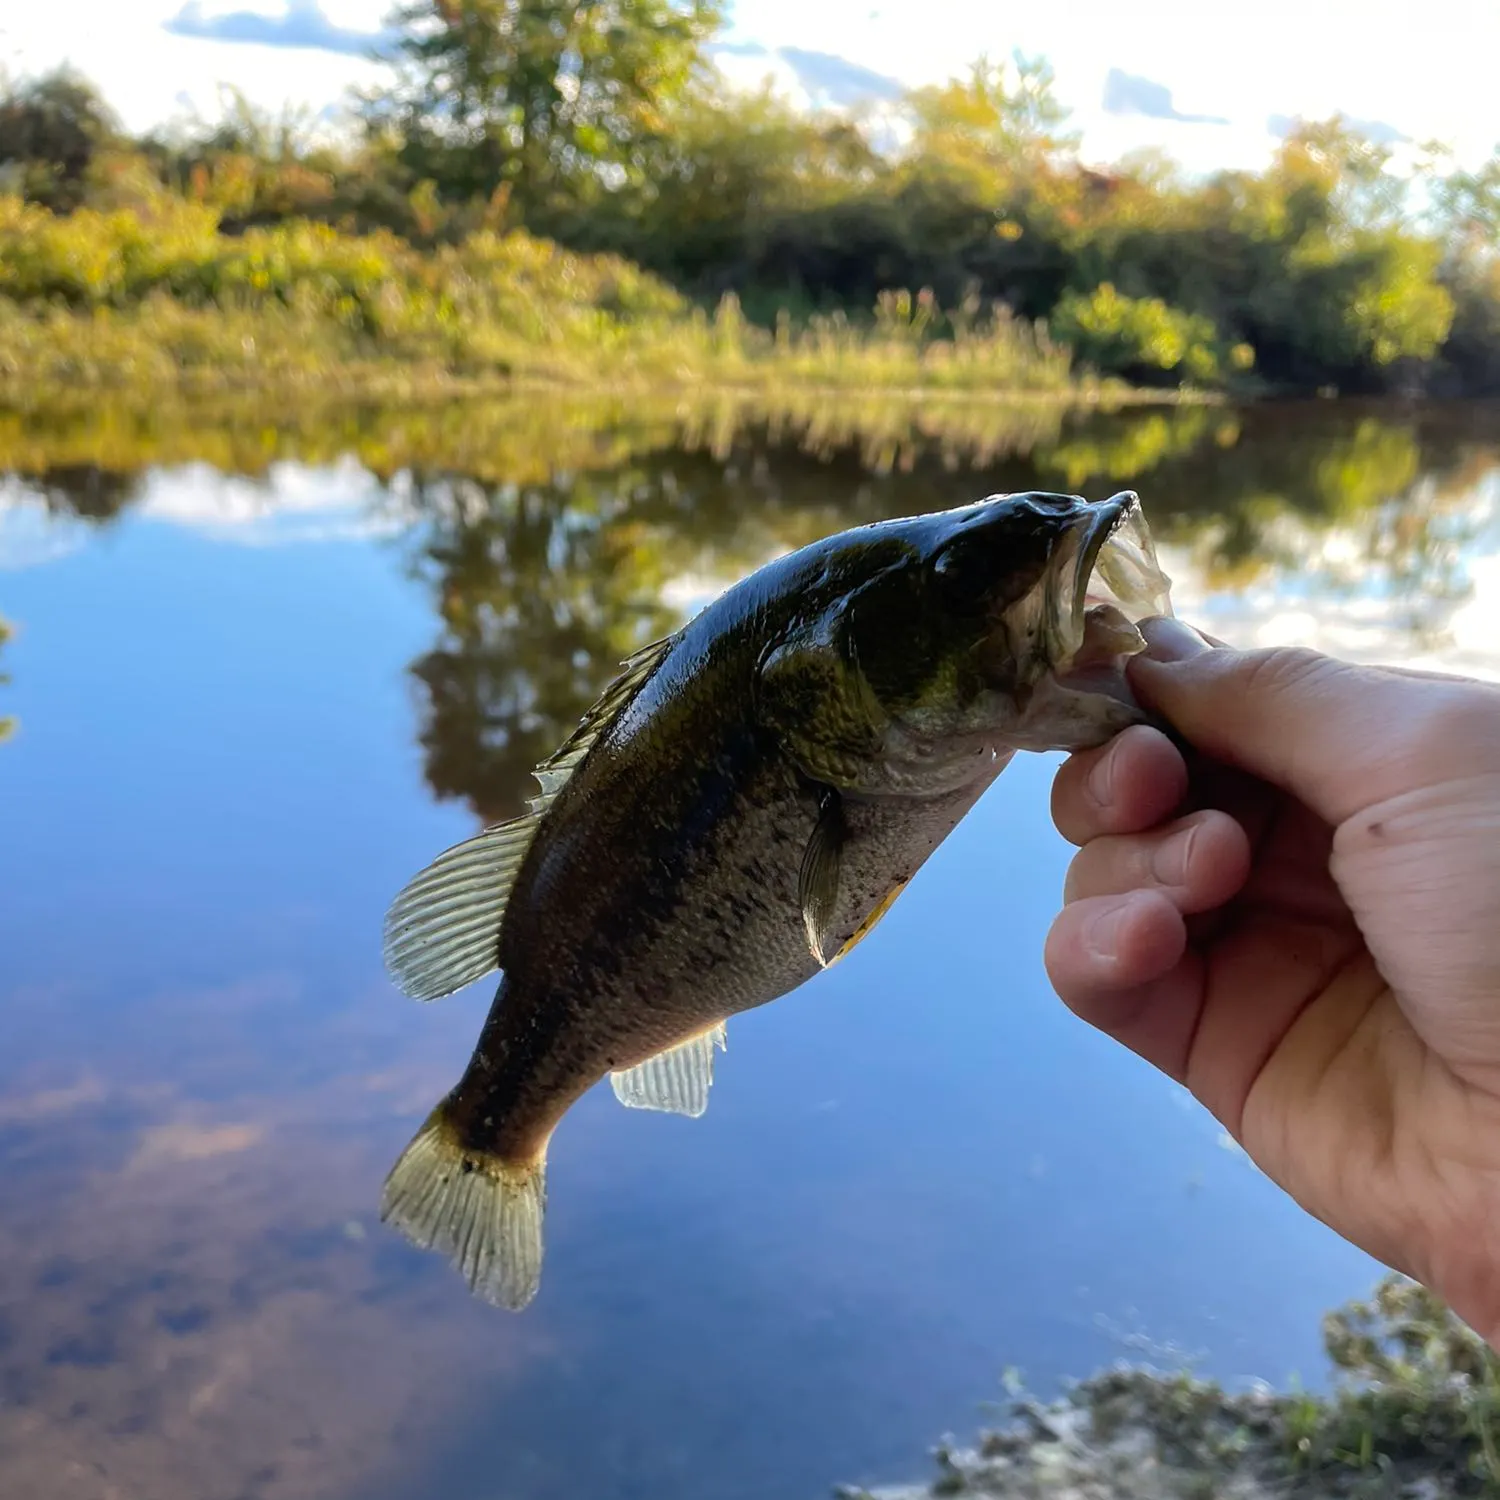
609,1024,728,1118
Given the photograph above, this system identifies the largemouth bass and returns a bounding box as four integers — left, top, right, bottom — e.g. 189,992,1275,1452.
381,489,1174,1309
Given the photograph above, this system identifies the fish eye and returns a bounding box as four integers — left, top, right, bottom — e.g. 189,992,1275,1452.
929,543,993,606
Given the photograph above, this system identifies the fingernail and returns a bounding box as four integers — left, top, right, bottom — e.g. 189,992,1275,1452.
1152,823,1196,886
1085,742,1117,809
1140,616,1214,664
1084,897,1129,960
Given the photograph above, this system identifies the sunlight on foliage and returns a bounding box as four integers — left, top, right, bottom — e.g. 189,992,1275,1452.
1050,284,1235,386
0,195,1092,396
1,39,1497,399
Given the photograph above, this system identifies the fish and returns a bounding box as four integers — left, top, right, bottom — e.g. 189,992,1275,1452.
379,488,1174,1309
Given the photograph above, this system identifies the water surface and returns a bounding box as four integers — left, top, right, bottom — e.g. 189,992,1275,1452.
2,395,1498,1500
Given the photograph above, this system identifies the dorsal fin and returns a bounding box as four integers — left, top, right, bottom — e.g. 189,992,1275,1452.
525,633,677,811
382,815,537,1001
383,631,678,1001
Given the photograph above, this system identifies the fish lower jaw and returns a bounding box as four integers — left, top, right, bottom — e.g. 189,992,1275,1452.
1051,602,1147,674
1004,667,1150,754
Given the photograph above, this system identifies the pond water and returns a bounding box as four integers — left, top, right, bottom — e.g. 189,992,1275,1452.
1,394,1497,1500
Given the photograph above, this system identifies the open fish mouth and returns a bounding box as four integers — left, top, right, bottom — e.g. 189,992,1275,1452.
1045,490,1174,675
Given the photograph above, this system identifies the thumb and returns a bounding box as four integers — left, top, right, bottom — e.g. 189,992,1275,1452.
1128,619,1500,828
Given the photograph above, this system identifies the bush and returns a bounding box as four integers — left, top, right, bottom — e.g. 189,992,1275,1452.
1051,282,1251,387
0,195,1086,395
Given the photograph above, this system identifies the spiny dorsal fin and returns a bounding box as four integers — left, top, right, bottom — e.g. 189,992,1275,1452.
527,633,678,811
382,815,538,1001
609,1023,728,1118
384,632,678,1001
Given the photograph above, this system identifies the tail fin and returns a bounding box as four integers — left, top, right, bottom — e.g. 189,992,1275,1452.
379,1105,547,1311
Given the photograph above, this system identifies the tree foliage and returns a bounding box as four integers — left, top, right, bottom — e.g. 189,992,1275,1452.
1,21,1498,394
0,67,119,210
364,0,724,217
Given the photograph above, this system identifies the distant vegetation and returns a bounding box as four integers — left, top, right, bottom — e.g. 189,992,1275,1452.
0,7,1498,396
0,195,1079,395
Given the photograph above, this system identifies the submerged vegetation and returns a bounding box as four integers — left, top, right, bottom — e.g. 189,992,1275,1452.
1,10,1498,396
849,1275,1500,1498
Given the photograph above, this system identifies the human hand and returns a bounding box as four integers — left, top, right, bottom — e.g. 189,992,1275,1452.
1046,619,1500,1344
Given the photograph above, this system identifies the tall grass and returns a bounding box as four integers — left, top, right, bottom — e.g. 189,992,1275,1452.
0,195,1112,397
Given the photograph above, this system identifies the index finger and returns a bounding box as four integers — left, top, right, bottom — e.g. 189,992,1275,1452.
1132,641,1500,828
1052,724,1189,846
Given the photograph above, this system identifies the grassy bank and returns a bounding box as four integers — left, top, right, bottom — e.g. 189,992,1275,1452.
852,1276,1500,1499
0,195,1129,399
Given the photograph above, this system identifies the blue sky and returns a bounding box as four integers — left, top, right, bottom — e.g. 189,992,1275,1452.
2,0,1498,174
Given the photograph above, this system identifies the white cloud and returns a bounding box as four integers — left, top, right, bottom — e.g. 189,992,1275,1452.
3,0,1496,167
1,2,386,135
724,0,1500,168
0,482,93,570
134,458,410,544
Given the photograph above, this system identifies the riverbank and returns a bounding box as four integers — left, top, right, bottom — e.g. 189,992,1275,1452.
846,1276,1500,1499
0,197,1153,401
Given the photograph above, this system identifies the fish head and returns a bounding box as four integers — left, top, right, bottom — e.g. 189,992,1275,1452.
841,489,1175,769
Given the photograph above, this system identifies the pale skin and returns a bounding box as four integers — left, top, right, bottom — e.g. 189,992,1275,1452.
1045,616,1500,1349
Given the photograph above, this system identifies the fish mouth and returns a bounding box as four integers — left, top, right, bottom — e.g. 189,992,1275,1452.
1045,490,1174,675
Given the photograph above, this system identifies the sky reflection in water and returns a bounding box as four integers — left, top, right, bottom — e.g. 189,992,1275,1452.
1,397,1497,1500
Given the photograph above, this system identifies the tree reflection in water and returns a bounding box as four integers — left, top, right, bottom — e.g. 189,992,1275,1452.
10,393,1498,813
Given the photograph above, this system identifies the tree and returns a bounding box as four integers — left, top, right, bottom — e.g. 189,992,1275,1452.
608,82,889,295
0,66,118,209
907,51,1079,173
1269,116,1407,234
1429,145,1500,260
367,0,724,218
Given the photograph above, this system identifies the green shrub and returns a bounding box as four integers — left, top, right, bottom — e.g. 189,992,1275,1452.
0,195,1097,395
1051,282,1250,387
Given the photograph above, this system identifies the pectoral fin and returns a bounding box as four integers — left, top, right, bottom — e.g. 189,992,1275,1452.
799,791,845,967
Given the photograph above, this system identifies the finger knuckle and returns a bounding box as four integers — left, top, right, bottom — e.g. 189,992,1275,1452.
1235,645,1334,703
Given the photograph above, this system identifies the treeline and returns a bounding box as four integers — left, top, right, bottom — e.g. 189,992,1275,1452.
2,2,1499,395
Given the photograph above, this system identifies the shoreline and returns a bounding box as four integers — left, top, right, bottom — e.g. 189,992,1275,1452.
0,349,1188,408
842,1276,1500,1499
